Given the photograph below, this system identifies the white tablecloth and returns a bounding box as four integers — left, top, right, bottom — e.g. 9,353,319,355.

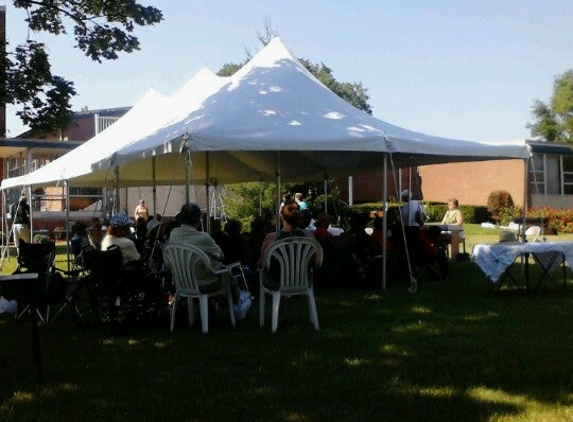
471,241,573,282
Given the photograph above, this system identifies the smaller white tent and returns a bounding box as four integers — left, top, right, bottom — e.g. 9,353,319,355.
1,68,225,190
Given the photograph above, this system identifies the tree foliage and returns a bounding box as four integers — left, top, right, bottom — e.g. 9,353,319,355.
2,0,163,135
528,70,573,143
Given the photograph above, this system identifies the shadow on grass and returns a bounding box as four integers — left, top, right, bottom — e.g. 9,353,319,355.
1,261,572,421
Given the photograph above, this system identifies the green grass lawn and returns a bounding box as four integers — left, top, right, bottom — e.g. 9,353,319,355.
1,225,572,421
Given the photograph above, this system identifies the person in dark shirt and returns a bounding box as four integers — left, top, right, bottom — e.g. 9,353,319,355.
11,196,31,247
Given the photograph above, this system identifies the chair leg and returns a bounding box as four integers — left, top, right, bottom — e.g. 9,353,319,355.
259,282,266,328
227,291,236,327
198,295,209,334
170,296,178,332
307,289,320,331
187,297,195,326
271,292,281,333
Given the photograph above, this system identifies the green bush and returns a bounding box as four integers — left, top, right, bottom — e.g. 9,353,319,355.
347,201,490,225
487,190,514,223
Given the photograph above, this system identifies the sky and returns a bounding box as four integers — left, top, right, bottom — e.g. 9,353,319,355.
3,0,573,142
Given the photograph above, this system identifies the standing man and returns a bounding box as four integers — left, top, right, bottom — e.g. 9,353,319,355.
134,199,149,222
11,196,31,247
399,190,426,227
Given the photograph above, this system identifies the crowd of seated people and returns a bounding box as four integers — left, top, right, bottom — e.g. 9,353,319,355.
65,193,459,326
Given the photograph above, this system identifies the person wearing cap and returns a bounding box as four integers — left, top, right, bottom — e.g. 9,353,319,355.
11,196,31,248
101,212,141,264
399,189,427,227
134,199,149,222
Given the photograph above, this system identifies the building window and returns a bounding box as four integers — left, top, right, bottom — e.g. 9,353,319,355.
561,155,573,194
530,153,546,194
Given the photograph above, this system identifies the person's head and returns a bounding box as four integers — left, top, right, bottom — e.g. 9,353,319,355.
73,221,87,236
400,190,411,202
262,208,273,222
315,212,331,229
224,219,242,236
280,203,302,230
295,192,304,202
447,198,459,209
108,212,133,237
155,213,162,222
139,199,145,206
19,195,27,204
179,202,203,227
210,218,223,233
300,209,312,229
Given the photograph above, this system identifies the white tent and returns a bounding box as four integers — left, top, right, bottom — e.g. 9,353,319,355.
88,37,529,188
2,37,529,190
1,68,225,190
0,37,531,290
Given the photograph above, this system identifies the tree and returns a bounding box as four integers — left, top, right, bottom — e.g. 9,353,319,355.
528,70,573,143
1,1,163,136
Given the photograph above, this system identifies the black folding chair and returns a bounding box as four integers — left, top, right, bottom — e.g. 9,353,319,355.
14,240,69,324
72,245,162,327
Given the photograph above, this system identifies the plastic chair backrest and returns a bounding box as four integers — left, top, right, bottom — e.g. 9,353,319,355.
262,237,323,292
525,225,541,242
162,242,216,295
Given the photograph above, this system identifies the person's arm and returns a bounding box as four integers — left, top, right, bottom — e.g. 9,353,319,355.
201,232,224,262
454,209,464,226
258,232,275,268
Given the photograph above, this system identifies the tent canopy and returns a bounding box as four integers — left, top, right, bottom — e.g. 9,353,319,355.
2,37,530,190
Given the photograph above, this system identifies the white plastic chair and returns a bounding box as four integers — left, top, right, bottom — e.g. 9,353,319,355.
163,242,236,333
259,237,323,333
525,225,541,243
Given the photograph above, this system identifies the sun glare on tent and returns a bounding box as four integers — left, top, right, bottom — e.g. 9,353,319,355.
324,111,345,120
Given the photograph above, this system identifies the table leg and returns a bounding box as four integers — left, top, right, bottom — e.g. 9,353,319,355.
30,304,44,384
450,230,460,260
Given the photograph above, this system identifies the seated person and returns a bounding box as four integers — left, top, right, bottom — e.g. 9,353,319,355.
258,203,311,290
210,218,232,263
440,198,464,227
71,221,90,253
313,212,333,241
101,212,141,264
223,219,248,265
340,212,379,283
169,203,245,316
88,219,104,250
440,198,464,245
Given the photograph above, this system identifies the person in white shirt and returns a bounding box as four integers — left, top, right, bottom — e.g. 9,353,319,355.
101,212,141,264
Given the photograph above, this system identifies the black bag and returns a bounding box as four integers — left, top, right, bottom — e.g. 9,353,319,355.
415,208,425,226
456,252,470,262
